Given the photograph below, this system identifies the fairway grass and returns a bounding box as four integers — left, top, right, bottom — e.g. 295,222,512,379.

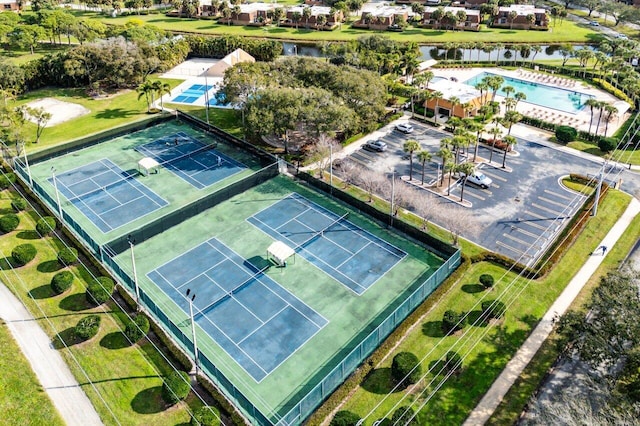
338,189,631,424
0,319,65,426
0,190,203,425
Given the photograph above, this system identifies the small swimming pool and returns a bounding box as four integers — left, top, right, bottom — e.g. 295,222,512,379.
464,72,593,114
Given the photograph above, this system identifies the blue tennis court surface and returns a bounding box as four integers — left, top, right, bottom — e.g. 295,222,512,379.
171,84,214,104
147,238,327,381
135,132,246,189
248,193,406,295
49,159,168,233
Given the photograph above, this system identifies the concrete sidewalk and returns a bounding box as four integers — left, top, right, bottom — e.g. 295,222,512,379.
0,283,103,426
464,197,640,425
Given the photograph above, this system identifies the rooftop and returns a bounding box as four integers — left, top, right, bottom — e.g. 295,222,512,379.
430,78,481,103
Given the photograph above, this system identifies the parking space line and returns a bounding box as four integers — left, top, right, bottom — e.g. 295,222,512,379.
463,191,485,201
544,189,574,201
531,202,564,217
519,220,547,231
514,227,539,239
482,171,507,183
538,196,570,209
502,232,533,247
525,210,552,221
349,156,372,168
496,240,530,257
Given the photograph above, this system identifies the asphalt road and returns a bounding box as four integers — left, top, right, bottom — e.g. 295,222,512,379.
342,120,639,265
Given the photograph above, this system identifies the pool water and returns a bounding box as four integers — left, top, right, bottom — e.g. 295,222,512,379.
464,72,593,114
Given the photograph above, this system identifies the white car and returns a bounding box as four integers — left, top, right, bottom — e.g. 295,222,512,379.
616,34,629,40
364,140,388,152
463,171,492,189
395,123,414,134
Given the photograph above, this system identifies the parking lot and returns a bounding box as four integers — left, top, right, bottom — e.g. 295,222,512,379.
341,120,621,266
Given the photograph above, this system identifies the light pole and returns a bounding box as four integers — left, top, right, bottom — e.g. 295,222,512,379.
186,289,199,376
128,235,140,311
592,161,606,217
389,170,395,227
329,143,333,195
51,167,62,218
293,45,298,56
21,141,32,187
202,68,210,125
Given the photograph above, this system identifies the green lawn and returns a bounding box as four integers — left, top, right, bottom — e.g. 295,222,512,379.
0,190,204,425
71,11,600,43
0,319,65,426
338,189,631,424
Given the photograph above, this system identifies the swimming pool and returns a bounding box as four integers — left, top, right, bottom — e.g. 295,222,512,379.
464,72,593,114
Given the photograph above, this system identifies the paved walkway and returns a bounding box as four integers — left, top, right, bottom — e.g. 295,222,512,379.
0,283,103,426
464,197,640,425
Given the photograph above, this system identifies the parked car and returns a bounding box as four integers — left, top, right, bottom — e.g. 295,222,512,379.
463,171,493,189
616,34,629,40
395,123,414,134
364,140,388,152
588,21,600,26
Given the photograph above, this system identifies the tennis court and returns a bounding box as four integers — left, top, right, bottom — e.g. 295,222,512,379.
49,159,168,233
248,193,406,295
171,84,213,104
147,237,327,381
136,131,246,189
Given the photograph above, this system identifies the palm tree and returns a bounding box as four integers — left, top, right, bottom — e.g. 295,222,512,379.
432,90,444,123
603,104,618,136
488,126,502,164
585,97,599,136
594,100,607,135
437,146,453,186
531,45,542,63
463,119,485,162
403,139,421,181
501,135,516,168
445,160,456,195
417,150,432,185
502,85,515,99
456,162,475,202
502,110,522,135
514,92,526,110
508,10,517,29
303,6,311,28
152,80,171,111
448,95,461,119
475,82,489,105
137,80,154,113
486,75,504,102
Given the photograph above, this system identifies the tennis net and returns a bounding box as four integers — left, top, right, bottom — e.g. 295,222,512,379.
198,264,271,315
141,142,213,168
297,212,350,249
64,173,137,203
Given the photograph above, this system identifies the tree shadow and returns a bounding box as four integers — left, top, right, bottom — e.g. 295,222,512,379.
467,310,487,328
94,108,137,119
361,368,397,394
38,260,62,273
422,320,445,338
100,331,131,350
131,386,166,414
28,284,55,300
59,292,90,312
16,230,40,240
461,283,484,294
52,327,81,349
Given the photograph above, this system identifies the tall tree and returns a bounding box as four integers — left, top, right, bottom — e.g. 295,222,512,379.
417,150,432,185
403,139,421,181
501,135,516,168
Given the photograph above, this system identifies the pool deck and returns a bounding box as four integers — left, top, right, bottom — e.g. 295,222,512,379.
433,67,629,137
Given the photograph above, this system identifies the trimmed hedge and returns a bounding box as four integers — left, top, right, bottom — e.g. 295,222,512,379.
196,375,244,426
0,213,20,233
442,310,465,334
598,137,618,153
124,314,150,343
330,411,361,426
75,314,101,340
444,351,462,374
482,300,506,320
162,370,190,405
190,406,220,426
36,216,56,237
391,406,418,426
391,352,421,387
11,243,37,266
555,125,577,144
11,197,27,212
57,247,78,266
479,273,494,289
86,276,115,305
51,271,74,295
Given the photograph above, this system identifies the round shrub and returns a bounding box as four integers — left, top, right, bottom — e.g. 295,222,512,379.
36,216,56,237
51,271,74,295
391,352,421,387
11,197,27,212
482,300,507,320
442,310,465,335
391,406,418,426
0,173,16,190
598,137,618,153
162,370,190,405
190,406,220,426
444,351,462,374
11,243,37,266
555,125,577,144
124,314,150,343
86,276,114,305
479,273,495,289
75,314,101,341
57,247,78,266
0,213,20,233
330,411,361,426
